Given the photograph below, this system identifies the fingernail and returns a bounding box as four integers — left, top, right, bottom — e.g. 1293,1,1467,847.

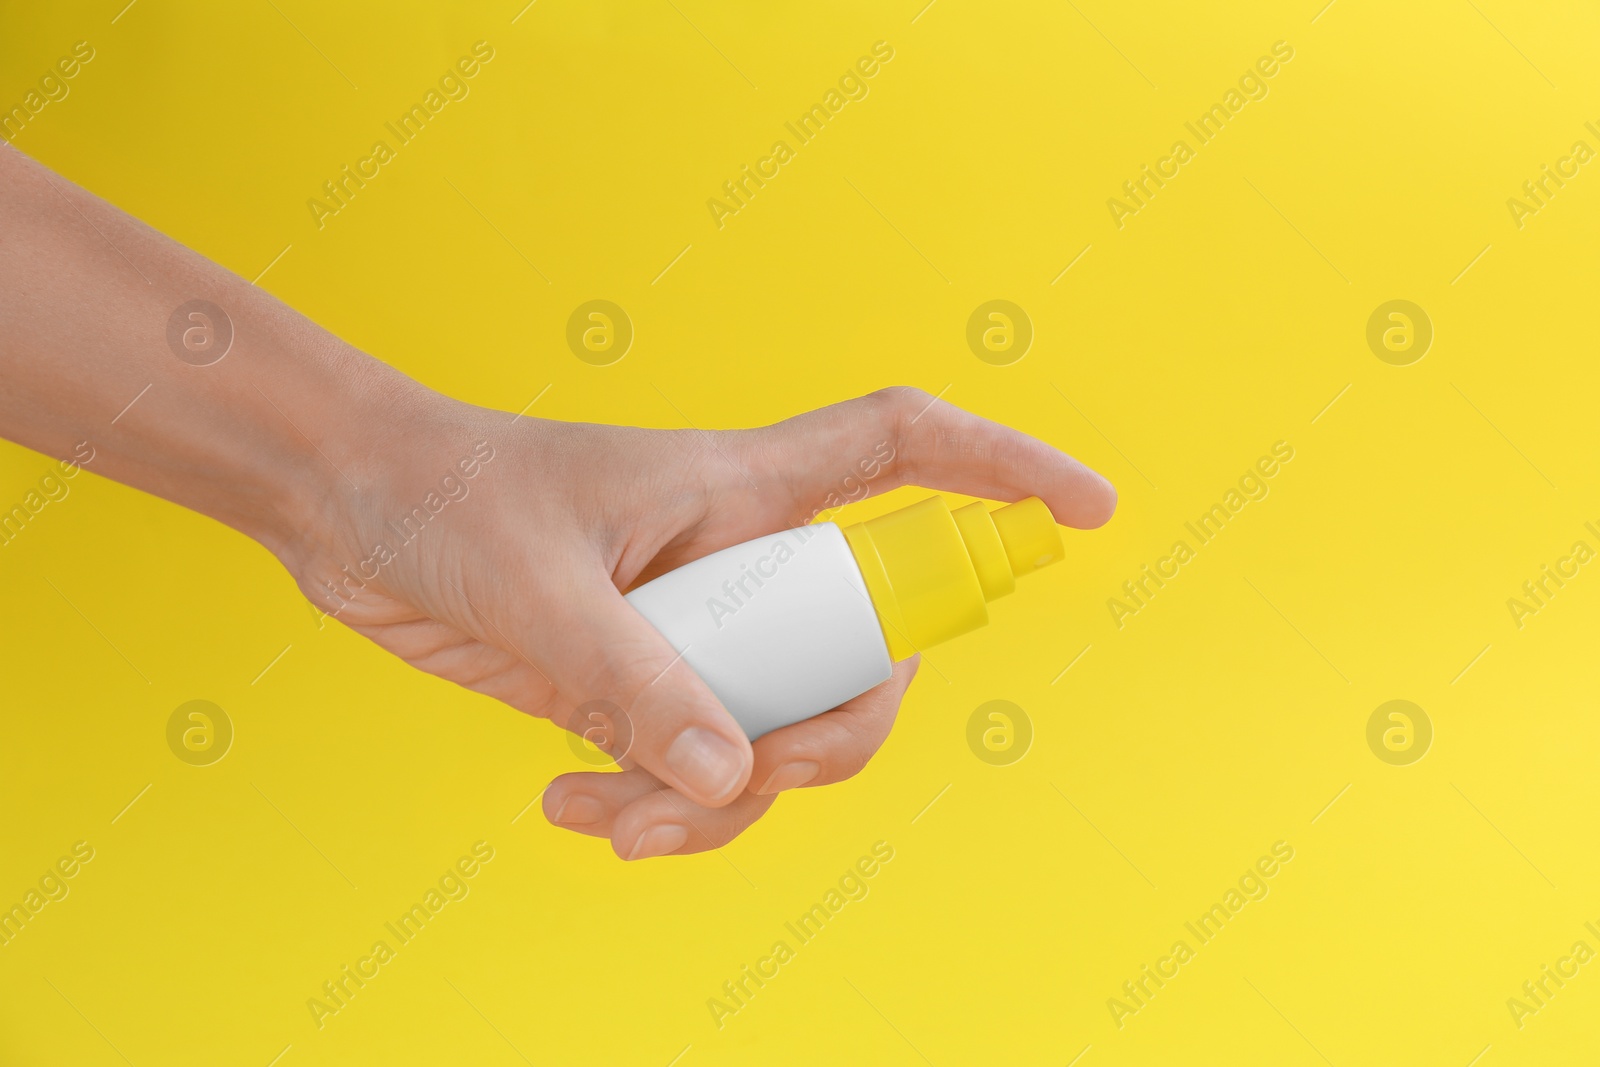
665,727,746,801
626,823,688,861
755,759,821,795
551,793,604,826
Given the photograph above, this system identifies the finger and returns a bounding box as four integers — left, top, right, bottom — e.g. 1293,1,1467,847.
609,785,777,860
544,661,918,848
543,656,913,837
746,656,918,795
521,557,754,809
542,766,662,839
754,386,1118,529
546,767,775,858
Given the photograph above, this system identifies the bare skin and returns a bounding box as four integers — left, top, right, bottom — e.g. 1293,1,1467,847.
0,145,1117,859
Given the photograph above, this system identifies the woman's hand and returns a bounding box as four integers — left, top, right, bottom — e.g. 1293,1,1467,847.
279,385,1116,859
0,147,1114,860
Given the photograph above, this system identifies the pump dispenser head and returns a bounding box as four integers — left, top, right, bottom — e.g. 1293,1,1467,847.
840,496,1064,661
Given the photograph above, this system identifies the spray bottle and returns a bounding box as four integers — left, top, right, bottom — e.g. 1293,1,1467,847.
625,495,1066,738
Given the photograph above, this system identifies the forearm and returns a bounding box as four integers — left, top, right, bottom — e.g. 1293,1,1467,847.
0,145,431,558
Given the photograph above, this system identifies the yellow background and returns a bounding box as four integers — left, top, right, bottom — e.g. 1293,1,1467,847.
3,0,1599,1063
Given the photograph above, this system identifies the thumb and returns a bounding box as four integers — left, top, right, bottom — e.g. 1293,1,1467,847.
527,558,753,808
757,387,1118,528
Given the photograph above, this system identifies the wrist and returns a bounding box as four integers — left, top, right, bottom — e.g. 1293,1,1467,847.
256,342,450,574
261,348,516,620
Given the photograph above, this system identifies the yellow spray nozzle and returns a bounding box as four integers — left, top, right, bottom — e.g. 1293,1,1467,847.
990,497,1066,577
841,495,1064,661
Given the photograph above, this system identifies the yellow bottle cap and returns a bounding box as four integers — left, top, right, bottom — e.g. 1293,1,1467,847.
841,496,1065,661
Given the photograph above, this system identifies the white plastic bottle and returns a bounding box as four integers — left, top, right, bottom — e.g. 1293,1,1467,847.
625,495,1066,738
